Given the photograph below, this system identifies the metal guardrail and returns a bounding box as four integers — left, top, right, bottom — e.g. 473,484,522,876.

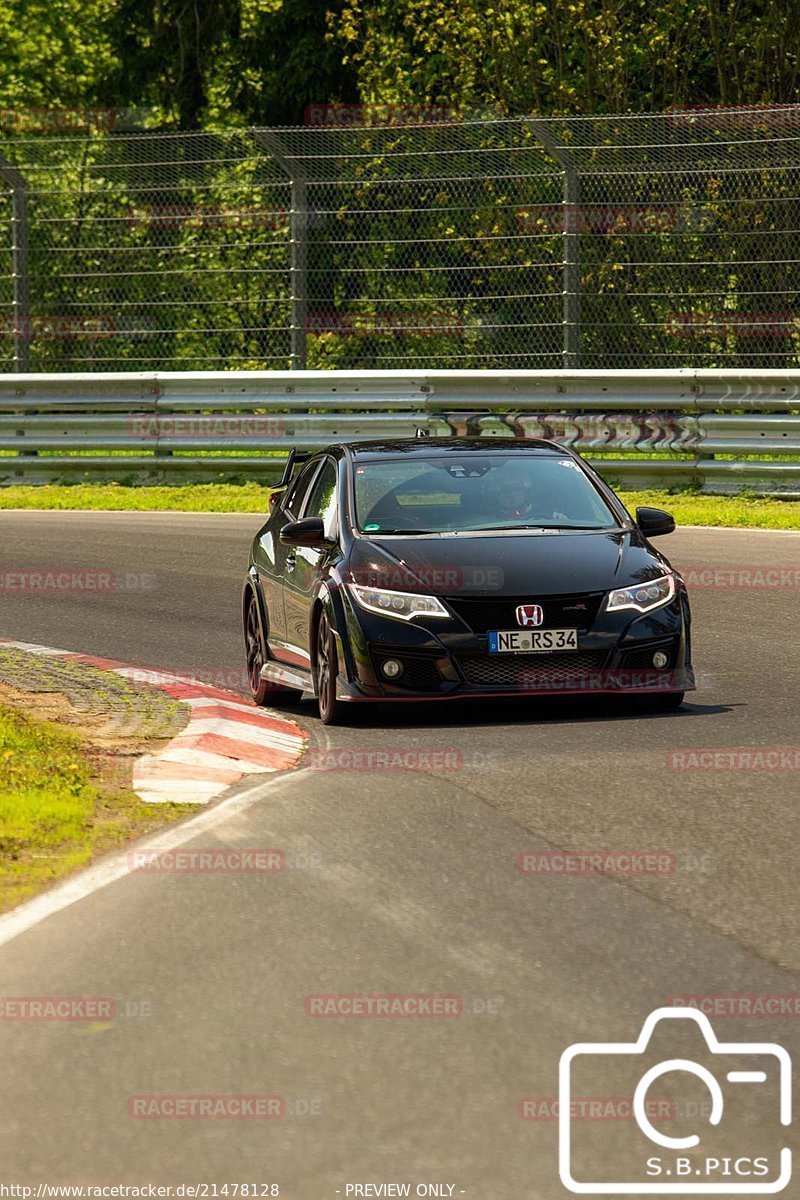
1,368,799,493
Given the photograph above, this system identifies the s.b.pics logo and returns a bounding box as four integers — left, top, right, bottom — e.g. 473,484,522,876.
559,1007,791,1193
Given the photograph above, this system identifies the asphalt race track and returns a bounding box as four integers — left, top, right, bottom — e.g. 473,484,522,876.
1,511,799,1197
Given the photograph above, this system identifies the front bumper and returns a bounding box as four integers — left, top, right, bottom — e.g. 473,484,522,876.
334,587,694,702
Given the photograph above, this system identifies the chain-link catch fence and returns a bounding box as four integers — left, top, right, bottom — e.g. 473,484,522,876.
1,109,799,371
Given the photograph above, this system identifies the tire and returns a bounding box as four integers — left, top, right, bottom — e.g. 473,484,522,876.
314,608,349,726
244,592,302,707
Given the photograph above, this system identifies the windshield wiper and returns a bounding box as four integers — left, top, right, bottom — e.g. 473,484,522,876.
464,523,606,532
363,527,440,535
364,524,610,536
454,523,554,532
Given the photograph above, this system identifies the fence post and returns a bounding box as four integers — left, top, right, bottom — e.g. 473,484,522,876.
0,154,30,371
251,130,308,370
562,164,581,369
525,121,581,369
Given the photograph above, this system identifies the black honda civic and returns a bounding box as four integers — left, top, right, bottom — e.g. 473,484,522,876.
243,438,694,724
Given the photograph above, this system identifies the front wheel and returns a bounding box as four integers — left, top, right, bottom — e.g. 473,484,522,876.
244,593,302,707
314,609,349,725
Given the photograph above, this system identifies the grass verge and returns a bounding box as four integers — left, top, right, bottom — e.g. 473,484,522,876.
617,491,800,530
0,482,799,528
0,683,195,913
0,482,272,512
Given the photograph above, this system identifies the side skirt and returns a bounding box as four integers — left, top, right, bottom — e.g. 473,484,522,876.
260,659,313,692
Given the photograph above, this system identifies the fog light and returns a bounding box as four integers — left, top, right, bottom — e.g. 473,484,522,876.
652,650,669,669
382,659,404,679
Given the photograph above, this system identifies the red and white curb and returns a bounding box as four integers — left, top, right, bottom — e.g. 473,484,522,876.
0,638,307,803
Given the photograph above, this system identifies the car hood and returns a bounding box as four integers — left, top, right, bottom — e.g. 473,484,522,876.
348,529,670,597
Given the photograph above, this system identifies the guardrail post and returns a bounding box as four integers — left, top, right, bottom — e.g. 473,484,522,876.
525,121,581,369
0,155,30,372
251,131,308,370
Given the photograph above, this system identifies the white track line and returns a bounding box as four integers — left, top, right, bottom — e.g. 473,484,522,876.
0,771,299,952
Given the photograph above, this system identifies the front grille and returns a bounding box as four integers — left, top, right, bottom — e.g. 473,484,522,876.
446,593,604,634
456,650,608,689
371,651,444,692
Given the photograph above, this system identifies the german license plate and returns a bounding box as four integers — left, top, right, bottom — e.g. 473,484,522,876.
487,628,578,654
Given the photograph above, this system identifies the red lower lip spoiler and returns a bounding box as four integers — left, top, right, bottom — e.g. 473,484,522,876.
340,683,694,703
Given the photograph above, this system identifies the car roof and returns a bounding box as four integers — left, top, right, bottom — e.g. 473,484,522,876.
340,437,569,461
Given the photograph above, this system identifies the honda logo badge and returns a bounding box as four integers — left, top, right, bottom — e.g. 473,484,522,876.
516,604,544,628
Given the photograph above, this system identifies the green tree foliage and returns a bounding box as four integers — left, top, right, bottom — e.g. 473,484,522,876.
0,0,799,377
105,0,357,128
225,0,357,125
0,0,356,129
336,0,800,114
0,0,119,113
0,0,798,127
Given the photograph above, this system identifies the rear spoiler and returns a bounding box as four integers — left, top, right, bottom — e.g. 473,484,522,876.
278,449,313,488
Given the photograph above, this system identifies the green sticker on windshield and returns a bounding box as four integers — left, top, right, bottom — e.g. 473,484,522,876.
364,523,381,531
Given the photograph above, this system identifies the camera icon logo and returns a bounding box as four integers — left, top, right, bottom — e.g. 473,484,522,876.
559,1006,791,1193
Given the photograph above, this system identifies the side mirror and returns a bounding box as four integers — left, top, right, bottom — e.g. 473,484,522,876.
636,506,675,538
280,517,333,549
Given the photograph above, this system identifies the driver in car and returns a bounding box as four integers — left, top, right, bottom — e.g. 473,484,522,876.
486,464,542,521
485,463,572,524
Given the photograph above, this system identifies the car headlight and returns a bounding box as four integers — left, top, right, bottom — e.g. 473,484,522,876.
348,583,450,622
606,573,676,614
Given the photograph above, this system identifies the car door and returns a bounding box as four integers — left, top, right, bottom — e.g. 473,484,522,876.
281,457,340,664
253,458,322,663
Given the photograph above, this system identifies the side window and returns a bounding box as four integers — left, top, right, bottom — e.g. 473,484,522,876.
284,461,320,519
303,460,338,538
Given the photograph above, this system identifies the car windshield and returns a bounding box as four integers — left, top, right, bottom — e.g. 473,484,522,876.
353,454,618,534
